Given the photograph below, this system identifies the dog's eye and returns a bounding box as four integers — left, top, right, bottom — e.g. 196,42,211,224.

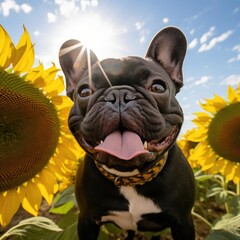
78,85,93,97
149,81,166,93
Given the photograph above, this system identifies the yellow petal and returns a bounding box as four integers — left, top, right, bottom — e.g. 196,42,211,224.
12,26,34,73
194,111,212,121
40,169,59,195
223,161,237,182
200,94,227,113
212,94,228,110
0,190,20,226
57,143,79,160
35,176,54,205
233,165,240,184
188,142,209,160
25,64,45,85
41,64,59,85
227,85,238,103
200,101,215,113
17,185,26,202
209,158,224,174
200,151,216,171
51,96,64,107
44,76,65,97
185,128,208,142
38,185,53,205
193,112,211,127
0,194,4,226
0,25,14,69
22,181,42,216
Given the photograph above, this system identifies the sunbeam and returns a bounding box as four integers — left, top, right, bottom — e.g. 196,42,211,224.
97,61,112,87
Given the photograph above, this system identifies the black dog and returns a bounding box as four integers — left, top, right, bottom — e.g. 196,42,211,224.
59,27,195,240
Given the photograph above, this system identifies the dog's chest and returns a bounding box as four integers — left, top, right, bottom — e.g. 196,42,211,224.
100,186,162,230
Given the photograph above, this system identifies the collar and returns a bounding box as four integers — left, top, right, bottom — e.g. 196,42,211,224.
94,152,168,187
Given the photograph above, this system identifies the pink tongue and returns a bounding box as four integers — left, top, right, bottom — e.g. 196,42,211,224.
95,131,148,160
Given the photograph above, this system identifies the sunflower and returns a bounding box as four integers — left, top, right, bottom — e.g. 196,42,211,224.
0,25,84,227
179,85,240,184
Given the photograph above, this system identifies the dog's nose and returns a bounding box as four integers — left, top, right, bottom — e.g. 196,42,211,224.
104,87,136,106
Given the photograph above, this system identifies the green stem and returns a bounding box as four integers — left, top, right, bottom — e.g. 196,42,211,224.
225,201,231,214
237,182,240,196
192,210,212,228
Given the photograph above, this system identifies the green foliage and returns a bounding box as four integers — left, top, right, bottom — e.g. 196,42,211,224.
99,224,123,239
47,211,79,240
50,185,76,214
206,230,240,240
228,196,240,215
0,217,62,240
193,169,240,238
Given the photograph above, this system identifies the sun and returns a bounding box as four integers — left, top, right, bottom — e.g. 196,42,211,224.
54,13,123,60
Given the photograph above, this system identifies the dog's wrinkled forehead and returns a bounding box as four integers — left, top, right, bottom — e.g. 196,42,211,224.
87,57,171,89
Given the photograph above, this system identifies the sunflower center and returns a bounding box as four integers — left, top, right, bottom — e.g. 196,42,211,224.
208,102,240,163
0,71,60,192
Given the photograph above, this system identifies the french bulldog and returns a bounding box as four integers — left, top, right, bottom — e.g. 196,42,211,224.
59,27,195,240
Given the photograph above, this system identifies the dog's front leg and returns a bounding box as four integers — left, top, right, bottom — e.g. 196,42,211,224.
171,215,195,240
77,215,100,240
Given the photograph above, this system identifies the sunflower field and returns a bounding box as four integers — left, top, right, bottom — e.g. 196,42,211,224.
0,26,240,240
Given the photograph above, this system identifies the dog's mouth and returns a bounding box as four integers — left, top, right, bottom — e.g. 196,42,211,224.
95,127,178,160
78,126,179,163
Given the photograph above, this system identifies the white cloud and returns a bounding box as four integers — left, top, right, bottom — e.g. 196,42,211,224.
0,0,20,16
221,75,240,85
81,0,98,11
21,3,32,13
135,20,148,44
54,0,79,17
47,12,57,23
135,21,144,30
228,44,240,63
0,0,32,16
190,29,195,35
228,54,240,63
186,76,194,82
200,26,215,44
198,30,233,52
232,44,240,52
195,75,212,85
163,18,169,24
188,38,198,49
54,0,98,16
140,35,145,43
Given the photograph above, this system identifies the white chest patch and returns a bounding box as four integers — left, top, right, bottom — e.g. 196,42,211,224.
101,186,162,230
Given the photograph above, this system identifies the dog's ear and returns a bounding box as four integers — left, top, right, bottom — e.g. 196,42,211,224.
145,27,187,92
59,39,98,99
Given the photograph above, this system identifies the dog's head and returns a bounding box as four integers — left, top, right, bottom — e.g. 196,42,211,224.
59,27,187,171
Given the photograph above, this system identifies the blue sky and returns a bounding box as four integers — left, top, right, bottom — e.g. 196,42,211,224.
0,0,239,133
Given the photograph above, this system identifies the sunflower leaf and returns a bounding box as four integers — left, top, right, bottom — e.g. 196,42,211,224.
52,185,75,207
50,185,76,214
45,211,78,240
205,229,240,240
0,217,62,240
225,214,240,236
207,214,240,239
195,173,213,181
50,200,75,215
228,196,240,215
